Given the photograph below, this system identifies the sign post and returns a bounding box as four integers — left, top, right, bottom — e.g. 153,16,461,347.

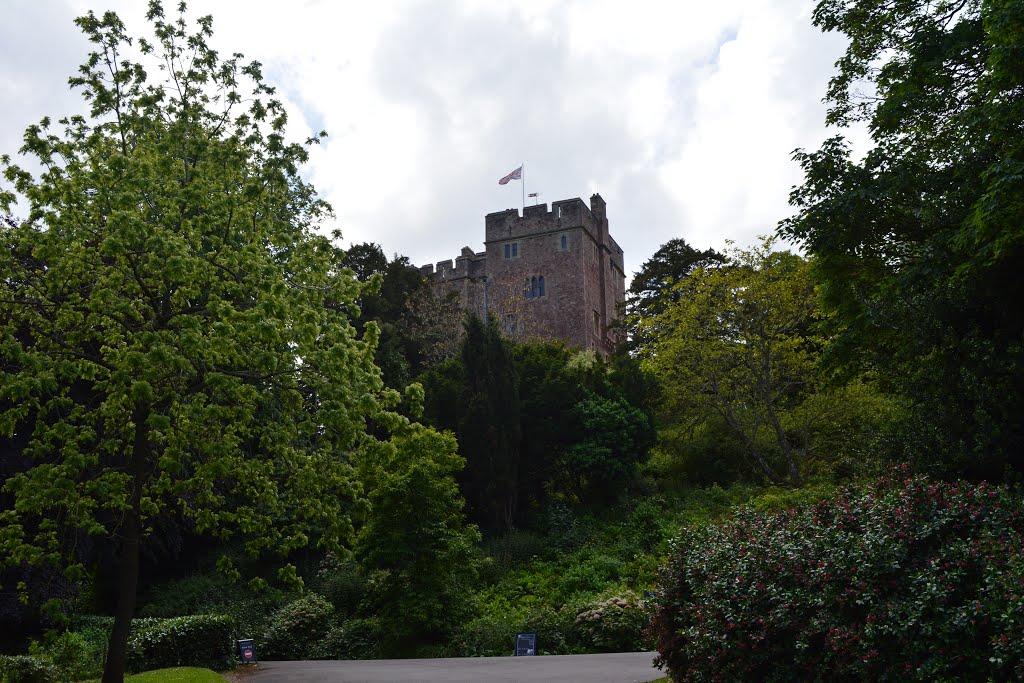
514,632,537,656
237,639,257,664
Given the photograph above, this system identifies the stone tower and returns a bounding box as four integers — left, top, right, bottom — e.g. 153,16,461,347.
420,194,626,356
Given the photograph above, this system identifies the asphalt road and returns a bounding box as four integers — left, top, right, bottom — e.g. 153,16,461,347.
235,652,663,682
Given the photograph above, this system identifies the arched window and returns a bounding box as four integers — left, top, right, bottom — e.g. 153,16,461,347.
531,276,538,299
524,278,532,299
539,276,545,297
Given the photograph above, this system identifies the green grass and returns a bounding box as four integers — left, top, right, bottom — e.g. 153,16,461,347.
82,667,226,682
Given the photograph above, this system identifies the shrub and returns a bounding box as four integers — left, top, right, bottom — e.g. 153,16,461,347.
140,574,292,644
0,655,59,683
574,591,646,653
652,470,1024,681
311,554,365,618
555,552,622,600
126,615,234,672
262,594,334,661
447,614,522,657
30,631,103,681
522,605,582,655
312,617,380,660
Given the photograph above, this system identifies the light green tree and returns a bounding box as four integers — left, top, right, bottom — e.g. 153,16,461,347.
0,4,396,680
641,239,819,486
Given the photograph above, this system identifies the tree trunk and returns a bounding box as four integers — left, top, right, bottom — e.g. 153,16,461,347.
102,403,149,683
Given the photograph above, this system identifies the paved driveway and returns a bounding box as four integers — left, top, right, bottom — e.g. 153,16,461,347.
235,652,662,682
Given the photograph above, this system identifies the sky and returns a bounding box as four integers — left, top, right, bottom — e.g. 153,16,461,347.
1,0,868,282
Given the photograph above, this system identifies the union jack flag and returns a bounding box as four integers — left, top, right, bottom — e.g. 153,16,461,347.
498,165,523,185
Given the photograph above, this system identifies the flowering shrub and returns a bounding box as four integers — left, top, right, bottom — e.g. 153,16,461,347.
652,469,1024,681
574,591,647,652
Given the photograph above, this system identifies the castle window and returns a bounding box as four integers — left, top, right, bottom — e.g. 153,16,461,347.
504,242,519,259
524,275,546,300
593,310,600,336
559,234,568,250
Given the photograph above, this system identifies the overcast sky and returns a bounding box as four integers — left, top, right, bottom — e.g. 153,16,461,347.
1,0,865,280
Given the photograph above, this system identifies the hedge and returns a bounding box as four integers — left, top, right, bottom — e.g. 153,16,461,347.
651,469,1024,681
72,614,234,673
0,655,59,683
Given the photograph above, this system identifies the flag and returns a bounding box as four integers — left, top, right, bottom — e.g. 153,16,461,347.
499,165,523,185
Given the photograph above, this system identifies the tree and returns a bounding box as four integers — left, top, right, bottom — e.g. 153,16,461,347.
780,0,1024,478
561,391,653,503
0,5,394,680
354,424,482,656
642,239,819,486
624,238,724,355
456,314,522,532
339,243,430,389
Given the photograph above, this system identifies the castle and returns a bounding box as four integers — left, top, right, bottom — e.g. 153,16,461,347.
419,194,626,357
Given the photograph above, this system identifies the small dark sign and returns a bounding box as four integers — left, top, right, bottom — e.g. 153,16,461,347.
514,632,537,656
237,638,257,664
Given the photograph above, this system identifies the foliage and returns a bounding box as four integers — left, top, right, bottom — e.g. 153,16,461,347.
339,243,432,389
456,315,522,531
354,425,482,656
780,0,1024,479
310,553,364,619
0,4,398,679
562,393,653,503
125,615,233,673
641,238,820,485
573,591,647,653
261,594,333,661
447,614,522,657
29,631,103,681
313,617,380,660
401,286,464,371
0,655,59,683
651,470,1024,681
624,238,725,355
138,572,291,642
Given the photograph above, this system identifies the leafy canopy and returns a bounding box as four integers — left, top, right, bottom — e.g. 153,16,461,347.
0,2,399,678
780,0,1024,477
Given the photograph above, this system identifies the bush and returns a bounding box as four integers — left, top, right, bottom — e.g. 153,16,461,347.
574,591,647,653
652,470,1024,681
30,631,103,681
262,594,334,661
0,655,59,683
447,614,522,657
126,615,234,672
140,574,292,644
311,554,365,618
312,617,380,660
522,605,582,655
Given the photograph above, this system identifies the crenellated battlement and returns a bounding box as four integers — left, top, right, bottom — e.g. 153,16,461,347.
418,193,625,357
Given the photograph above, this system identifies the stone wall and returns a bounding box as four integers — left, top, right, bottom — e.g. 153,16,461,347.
421,193,625,356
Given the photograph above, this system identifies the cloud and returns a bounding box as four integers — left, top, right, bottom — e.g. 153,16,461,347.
1,0,864,280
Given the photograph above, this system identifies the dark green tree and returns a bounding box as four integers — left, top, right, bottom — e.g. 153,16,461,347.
624,238,724,355
339,243,430,390
0,5,394,680
457,315,521,532
781,0,1024,478
354,424,482,656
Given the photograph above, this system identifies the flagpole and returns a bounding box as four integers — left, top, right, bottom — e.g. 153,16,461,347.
522,163,526,212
